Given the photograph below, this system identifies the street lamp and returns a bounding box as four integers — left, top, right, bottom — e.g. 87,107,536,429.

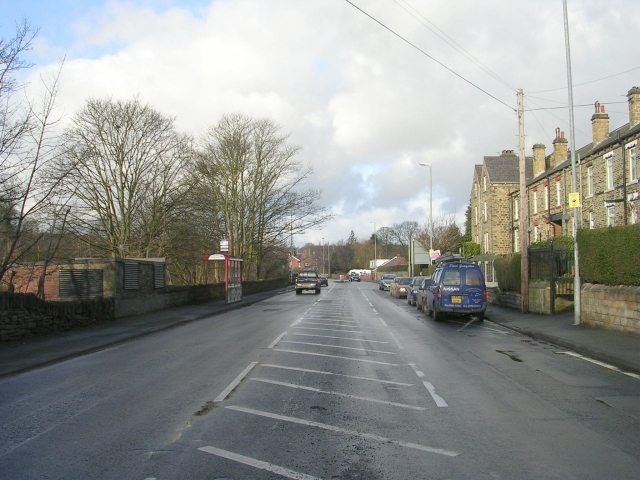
419,162,433,262
370,221,377,268
322,237,325,274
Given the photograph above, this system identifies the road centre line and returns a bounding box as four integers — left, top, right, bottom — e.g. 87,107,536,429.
260,364,412,385
378,317,388,327
409,362,425,377
291,333,390,344
214,362,259,402
388,331,404,349
372,308,378,314
368,302,373,307
293,326,367,334
198,446,321,480
557,351,640,379
299,321,362,327
267,332,287,349
303,317,357,323
290,318,302,327
281,340,397,355
251,378,426,411
226,406,458,457
423,382,449,407
273,349,399,366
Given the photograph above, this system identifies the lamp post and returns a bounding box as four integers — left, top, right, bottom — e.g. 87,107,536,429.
322,237,325,274
370,221,377,266
419,162,433,263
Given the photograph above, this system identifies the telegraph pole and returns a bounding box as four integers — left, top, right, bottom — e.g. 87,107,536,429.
518,89,529,313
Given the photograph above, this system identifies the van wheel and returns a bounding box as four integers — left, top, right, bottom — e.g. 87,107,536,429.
295,289,301,295
424,302,432,316
433,306,443,322
475,314,484,322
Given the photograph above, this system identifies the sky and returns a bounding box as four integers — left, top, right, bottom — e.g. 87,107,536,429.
2,0,639,248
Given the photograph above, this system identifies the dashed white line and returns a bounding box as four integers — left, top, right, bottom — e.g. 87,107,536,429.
423,382,449,407
198,446,321,480
291,333,390,344
260,364,412,385
214,362,259,402
273,349,399,366
293,326,367,334
281,340,396,355
388,331,404,349
290,318,302,327
251,378,426,411
267,332,287,349
378,317,388,327
409,362,425,377
226,406,458,457
299,321,363,328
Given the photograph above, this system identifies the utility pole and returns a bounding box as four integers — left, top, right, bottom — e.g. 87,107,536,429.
562,0,581,326
322,237,325,275
518,89,529,313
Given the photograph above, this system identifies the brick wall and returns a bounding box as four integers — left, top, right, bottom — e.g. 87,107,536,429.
581,283,640,335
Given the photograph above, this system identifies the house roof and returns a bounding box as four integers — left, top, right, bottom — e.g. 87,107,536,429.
378,254,408,268
484,152,534,184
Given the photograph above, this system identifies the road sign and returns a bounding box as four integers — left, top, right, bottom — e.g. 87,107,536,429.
568,192,581,209
220,239,229,252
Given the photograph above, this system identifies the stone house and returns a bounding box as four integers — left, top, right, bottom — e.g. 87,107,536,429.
470,150,533,254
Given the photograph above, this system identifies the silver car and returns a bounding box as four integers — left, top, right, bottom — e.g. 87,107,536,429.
379,274,396,291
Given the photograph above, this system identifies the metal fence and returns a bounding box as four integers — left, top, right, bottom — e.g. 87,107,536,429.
529,244,574,313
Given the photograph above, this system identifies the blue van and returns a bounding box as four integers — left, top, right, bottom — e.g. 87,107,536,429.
423,255,486,322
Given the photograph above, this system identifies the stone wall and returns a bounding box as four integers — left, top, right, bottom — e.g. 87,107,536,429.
581,283,640,335
0,293,115,341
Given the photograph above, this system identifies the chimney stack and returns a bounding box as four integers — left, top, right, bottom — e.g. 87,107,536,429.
532,144,546,178
501,150,515,156
629,86,640,127
591,101,610,146
550,128,568,168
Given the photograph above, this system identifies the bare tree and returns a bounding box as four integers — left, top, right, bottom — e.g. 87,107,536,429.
414,213,463,255
193,114,332,279
59,96,192,258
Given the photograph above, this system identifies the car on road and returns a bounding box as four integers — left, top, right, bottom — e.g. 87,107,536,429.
318,274,329,287
349,272,361,282
423,256,486,321
295,270,322,295
415,277,431,310
392,277,412,298
379,273,396,290
407,276,427,306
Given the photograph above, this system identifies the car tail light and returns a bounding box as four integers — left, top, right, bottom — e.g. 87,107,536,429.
437,287,442,300
483,289,487,301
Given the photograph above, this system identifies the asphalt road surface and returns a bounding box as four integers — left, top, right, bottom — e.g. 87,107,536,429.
1,281,639,479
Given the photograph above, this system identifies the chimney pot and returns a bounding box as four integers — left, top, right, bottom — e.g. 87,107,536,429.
591,100,610,146
628,86,640,127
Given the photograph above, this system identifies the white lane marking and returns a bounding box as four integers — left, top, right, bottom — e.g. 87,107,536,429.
372,309,378,314
281,340,397,355
199,446,321,480
292,333,390,344
409,362,425,377
290,318,302,327
388,332,404,350
368,302,373,307
299,321,365,328
423,381,449,407
556,351,640,379
260,364,413,386
267,332,287,349
214,362,259,402
273,349,398,366
251,378,426,411
293,326,367,334
378,317,388,327
226,406,458,457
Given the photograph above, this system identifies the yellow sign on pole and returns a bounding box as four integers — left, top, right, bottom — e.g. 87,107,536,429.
568,192,581,209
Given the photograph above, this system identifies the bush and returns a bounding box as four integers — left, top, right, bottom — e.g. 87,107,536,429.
493,253,521,293
577,224,640,286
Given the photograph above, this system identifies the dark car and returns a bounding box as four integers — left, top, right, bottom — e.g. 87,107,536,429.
379,274,396,290
349,272,361,282
318,274,329,287
423,256,486,321
407,276,427,306
415,277,431,310
295,270,321,295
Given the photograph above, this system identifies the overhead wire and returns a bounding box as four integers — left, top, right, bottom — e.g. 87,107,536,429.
528,66,640,94
343,0,515,112
393,0,515,92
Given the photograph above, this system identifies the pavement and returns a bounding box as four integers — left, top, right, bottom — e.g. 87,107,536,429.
1,285,639,379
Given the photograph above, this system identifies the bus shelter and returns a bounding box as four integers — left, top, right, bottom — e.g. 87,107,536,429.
204,254,243,304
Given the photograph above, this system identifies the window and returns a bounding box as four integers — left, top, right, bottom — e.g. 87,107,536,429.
514,198,519,220
607,204,615,226
587,166,594,196
483,232,489,253
475,182,478,197
632,204,638,225
606,156,614,190
474,206,478,225
483,176,487,192
629,146,638,182
465,269,483,286
533,190,538,214
483,202,487,221
534,226,539,242
589,211,594,229
443,269,461,286
514,228,520,252
556,181,562,206
544,185,549,210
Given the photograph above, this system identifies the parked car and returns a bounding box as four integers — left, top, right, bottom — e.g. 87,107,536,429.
295,270,321,295
318,274,328,287
349,272,361,282
415,277,431,310
407,276,427,305
392,277,412,298
423,257,486,321
379,274,396,290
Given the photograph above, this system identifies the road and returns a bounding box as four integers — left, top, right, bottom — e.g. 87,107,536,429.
1,281,639,479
